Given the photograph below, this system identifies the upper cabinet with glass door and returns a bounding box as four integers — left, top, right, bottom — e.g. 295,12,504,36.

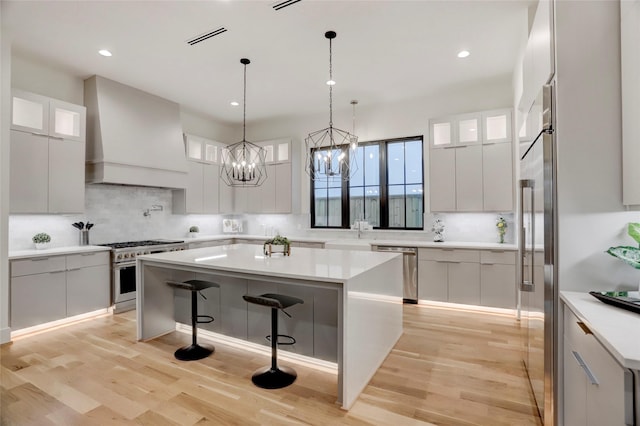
184,133,221,164
11,89,86,142
257,138,291,163
429,113,482,148
482,109,512,144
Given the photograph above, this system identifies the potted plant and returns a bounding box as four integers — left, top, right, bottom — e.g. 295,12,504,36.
32,232,51,250
188,226,199,238
496,216,508,244
607,223,640,273
263,234,291,256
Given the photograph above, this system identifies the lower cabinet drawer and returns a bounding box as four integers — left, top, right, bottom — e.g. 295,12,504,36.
419,248,480,263
11,255,66,277
66,251,109,270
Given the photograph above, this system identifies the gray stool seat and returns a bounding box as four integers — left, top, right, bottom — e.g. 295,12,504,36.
243,292,304,389
167,279,220,361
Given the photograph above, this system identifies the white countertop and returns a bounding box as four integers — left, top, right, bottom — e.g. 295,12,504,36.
9,245,111,260
138,243,401,283
181,234,517,251
561,291,640,370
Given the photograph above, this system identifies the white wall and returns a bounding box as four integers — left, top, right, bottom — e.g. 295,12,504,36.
249,74,515,216
555,0,639,292
1,4,12,343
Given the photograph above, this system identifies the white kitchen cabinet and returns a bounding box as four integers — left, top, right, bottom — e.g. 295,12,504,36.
456,113,482,146
455,145,483,212
174,135,225,214
11,271,67,329
9,89,86,214
563,305,632,426
11,89,49,134
482,109,512,144
262,163,292,213
482,142,514,212
418,248,481,305
218,176,234,213
419,248,515,309
48,138,86,212
187,239,234,249
10,256,68,330
448,262,481,305
429,117,455,148
10,251,110,330
418,259,448,302
429,147,456,212
480,250,516,308
66,264,110,316
9,130,48,213
232,139,292,214
429,108,514,213
203,164,220,213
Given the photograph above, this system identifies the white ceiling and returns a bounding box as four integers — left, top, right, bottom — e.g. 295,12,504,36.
2,0,531,126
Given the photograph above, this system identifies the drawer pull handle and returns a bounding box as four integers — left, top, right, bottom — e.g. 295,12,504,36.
31,257,50,261
572,350,599,385
81,253,96,256
577,321,592,335
67,268,82,272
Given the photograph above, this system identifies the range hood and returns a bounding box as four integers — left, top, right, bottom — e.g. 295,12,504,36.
84,75,188,188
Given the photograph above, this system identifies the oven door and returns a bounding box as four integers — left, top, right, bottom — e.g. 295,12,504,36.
114,261,137,304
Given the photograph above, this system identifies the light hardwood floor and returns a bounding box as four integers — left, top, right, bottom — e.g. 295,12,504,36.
1,304,541,425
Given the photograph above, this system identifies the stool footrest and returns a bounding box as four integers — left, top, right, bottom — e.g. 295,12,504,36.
266,334,296,346
197,315,214,324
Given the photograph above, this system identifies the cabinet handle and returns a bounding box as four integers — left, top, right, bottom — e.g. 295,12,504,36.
49,135,64,140
443,146,456,150
80,253,96,256
482,263,494,266
576,321,592,335
571,350,599,385
442,249,455,251
67,268,82,272
49,270,65,275
30,257,50,261
490,250,505,253
30,131,47,137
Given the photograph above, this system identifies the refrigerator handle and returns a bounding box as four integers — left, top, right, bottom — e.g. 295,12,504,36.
519,179,535,292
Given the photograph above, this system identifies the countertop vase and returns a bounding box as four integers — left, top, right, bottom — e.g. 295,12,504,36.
34,242,49,250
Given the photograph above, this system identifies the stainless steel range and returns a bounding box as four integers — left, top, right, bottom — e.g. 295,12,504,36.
99,240,187,313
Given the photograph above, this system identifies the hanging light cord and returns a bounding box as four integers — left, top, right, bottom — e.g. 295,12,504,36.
329,36,333,129
243,61,247,142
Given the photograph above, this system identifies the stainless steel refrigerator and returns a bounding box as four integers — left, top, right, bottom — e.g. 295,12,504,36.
519,82,558,425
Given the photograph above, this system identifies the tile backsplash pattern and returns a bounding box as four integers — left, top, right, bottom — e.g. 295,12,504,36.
9,184,224,250
10,184,515,250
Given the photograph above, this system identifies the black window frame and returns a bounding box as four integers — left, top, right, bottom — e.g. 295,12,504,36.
310,135,424,230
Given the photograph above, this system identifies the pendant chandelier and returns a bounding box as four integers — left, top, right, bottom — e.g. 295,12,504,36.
221,58,267,187
304,31,358,181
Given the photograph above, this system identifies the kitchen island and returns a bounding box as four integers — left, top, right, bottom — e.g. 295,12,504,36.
136,243,403,409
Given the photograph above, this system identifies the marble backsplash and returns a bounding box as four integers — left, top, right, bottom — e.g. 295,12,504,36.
9,184,515,250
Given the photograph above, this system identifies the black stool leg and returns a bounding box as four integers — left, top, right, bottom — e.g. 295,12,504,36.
174,290,214,361
250,307,297,389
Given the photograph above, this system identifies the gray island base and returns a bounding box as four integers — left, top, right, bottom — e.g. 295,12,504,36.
136,244,403,409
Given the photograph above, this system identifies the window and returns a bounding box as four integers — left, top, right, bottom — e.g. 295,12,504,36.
311,136,424,229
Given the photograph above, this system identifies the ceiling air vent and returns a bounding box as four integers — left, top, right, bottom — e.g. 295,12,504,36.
273,0,302,11
187,27,228,46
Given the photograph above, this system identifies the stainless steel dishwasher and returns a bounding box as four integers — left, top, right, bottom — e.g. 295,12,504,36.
375,246,418,303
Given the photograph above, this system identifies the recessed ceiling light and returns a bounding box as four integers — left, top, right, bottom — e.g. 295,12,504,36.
230,101,239,107
98,49,112,57
326,80,336,86
457,50,470,58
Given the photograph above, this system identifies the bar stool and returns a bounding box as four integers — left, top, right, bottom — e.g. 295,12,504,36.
167,279,219,361
242,293,304,389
